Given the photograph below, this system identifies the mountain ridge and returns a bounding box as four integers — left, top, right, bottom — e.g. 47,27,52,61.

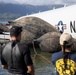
0,3,64,20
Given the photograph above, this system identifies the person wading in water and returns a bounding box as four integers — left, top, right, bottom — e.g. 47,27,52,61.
1,26,35,75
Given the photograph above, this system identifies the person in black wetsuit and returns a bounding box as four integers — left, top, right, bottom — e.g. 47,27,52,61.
1,26,35,75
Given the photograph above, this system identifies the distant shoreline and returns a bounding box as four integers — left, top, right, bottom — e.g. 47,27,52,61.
0,21,9,24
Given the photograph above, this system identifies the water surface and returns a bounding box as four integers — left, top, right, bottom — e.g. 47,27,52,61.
0,49,56,75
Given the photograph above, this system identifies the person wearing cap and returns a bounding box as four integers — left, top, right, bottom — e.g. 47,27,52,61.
1,26,35,75
52,33,76,75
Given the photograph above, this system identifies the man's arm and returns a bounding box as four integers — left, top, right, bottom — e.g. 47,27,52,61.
27,65,35,75
24,46,35,75
1,51,8,69
2,65,8,69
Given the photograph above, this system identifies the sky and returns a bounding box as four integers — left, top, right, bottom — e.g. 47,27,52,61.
0,0,76,5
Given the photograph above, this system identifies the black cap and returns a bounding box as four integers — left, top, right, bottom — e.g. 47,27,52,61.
10,26,22,37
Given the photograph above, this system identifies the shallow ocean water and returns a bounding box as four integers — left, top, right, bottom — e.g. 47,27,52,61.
0,50,56,75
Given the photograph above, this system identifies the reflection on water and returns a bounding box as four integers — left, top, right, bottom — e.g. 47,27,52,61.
0,48,56,75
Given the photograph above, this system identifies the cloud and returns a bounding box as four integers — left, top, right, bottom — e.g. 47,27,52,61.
15,0,58,5
61,0,76,5
0,0,76,5
18,0,69,5
0,0,17,4
4,0,60,5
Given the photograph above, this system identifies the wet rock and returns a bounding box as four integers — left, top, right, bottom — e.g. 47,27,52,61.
36,32,61,53
37,32,61,42
21,29,35,44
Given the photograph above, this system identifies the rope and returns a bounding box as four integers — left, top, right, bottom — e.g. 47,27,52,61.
32,41,52,64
